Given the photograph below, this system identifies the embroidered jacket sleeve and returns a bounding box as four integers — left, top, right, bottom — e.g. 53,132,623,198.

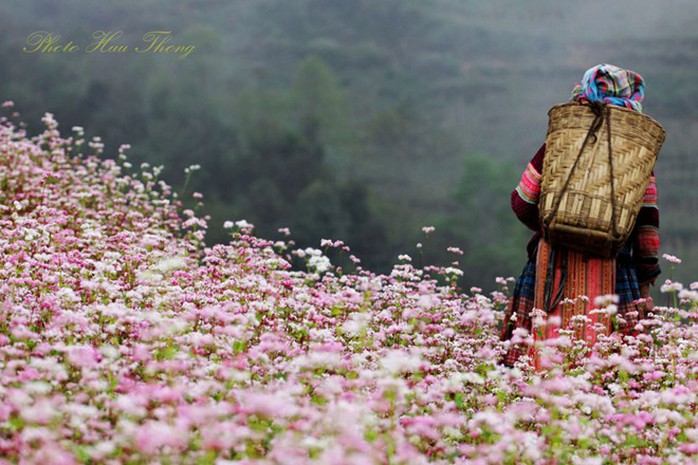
511,144,545,232
632,173,661,284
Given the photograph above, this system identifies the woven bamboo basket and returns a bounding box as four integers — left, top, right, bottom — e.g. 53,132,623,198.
539,102,665,258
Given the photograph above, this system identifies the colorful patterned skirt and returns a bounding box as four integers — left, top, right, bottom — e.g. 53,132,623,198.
501,238,644,367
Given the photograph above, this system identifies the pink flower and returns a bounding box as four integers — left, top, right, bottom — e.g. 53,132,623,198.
642,370,666,382
134,421,189,455
25,441,78,465
66,345,100,368
400,415,439,441
662,253,682,264
237,391,297,418
21,398,58,425
679,443,698,454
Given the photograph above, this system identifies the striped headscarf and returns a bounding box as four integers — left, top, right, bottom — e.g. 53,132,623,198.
571,63,645,112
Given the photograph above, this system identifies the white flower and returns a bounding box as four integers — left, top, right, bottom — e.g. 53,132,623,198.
223,221,234,229
572,456,603,465
460,372,485,385
605,304,618,316
445,267,463,277
57,287,81,303
42,112,58,129
416,294,440,310
594,294,619,307
92,441,116,459
303,351,341,369
308,254,331,274
685,428,698,442
678,289,698,302
380,350,422,375
341,312,371,337
235,219,253,230
153,256,188,273
660,280,683,293
521,433,543,462
304,247,322,257
24,381,52,395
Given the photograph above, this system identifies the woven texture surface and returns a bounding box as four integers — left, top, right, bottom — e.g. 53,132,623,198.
540,102,665,257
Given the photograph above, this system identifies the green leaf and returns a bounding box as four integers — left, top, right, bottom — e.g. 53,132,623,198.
8,416,24,431
233,340,247,354
196,451,218,465
454,392,466,410
74,445,91,463
155,344,180,361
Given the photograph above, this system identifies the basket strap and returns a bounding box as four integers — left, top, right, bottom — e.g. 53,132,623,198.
604,108,620,240
543,102,606,229
543,246,567,313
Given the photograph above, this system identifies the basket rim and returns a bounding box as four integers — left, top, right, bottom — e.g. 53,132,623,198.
548,101,665,135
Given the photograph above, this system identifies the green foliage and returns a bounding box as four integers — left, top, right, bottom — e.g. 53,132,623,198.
290,56,350,145
291,180,349,242
427,154,530,288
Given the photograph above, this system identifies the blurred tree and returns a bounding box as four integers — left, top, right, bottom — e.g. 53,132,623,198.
208,56,393,269
234,126,326,209
291,179,350,242
432,154,530,289
290,56,350,145
337,181,393,268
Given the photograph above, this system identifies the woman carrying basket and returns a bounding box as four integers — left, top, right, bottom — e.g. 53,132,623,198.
501,64,662,368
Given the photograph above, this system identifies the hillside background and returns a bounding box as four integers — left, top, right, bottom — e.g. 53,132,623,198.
0,0,696,290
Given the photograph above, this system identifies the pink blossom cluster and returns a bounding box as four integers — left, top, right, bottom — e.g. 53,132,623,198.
0,106,697,464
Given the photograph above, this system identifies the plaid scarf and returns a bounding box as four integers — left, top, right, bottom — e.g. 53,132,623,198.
571,63,645,112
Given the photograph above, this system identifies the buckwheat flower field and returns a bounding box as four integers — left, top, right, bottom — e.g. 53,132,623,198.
0,103,696,464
